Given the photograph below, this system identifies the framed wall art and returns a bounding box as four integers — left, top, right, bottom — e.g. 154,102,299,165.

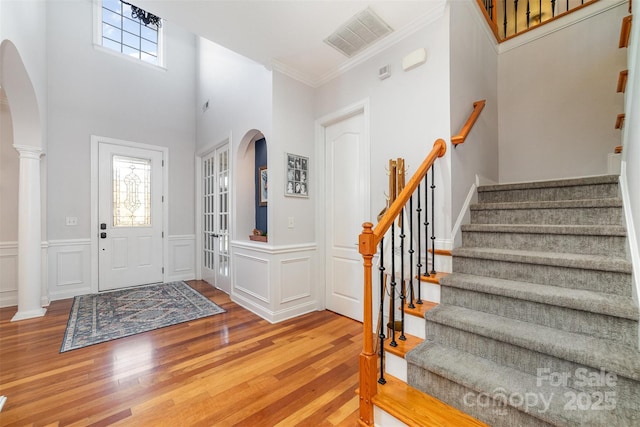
285,153,308,198
259,166,268,206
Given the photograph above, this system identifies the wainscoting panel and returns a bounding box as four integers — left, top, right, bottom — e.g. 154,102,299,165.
234,253,270,303
0,242,50,308
48,239,92,301
168,235,196,282
231,241,318,323
0,242,18,308
280,257,312,303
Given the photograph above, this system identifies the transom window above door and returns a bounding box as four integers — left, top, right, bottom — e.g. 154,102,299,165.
97,0,163,66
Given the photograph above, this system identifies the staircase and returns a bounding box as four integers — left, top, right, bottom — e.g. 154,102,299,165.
406,175,640,426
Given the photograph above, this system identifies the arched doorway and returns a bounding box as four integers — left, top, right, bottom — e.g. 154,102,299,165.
237,129,268,242
0,40,46,320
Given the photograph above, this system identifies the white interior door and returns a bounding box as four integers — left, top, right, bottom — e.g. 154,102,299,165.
325,112,368,321
202,144,230,293
98,142,164,291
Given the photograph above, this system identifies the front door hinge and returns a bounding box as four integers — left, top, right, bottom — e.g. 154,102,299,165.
162,231,164,238
162,267,164,274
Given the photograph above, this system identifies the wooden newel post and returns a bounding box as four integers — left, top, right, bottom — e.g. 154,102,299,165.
358,222,377,426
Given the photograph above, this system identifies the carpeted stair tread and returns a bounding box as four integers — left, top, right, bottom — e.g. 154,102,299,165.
439,273,639,321
461,223,627,236
452,247,632,273
471,198,623,210
406,342,617,426
478,175,619,193
425,305,640,381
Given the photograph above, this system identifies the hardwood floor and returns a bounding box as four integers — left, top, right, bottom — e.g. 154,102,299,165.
0,281,361,426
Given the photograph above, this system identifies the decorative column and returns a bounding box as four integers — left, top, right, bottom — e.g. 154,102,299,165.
11,144,46,321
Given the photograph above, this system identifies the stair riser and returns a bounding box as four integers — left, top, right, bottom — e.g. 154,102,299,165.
407,367,555,427
462,231,627,258
453,256,632,297
424,322,640,411
478,184,619,204
441,286,638,346
471,207,624,226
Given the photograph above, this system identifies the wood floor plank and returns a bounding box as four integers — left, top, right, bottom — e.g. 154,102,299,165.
0,281,363,426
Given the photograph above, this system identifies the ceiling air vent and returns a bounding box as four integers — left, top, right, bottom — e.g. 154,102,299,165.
324,8,393,58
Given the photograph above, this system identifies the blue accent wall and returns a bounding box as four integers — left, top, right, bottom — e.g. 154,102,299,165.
255,138,267,235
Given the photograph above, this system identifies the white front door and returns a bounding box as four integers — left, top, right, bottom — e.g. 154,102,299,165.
324,112,368,321
98,142,164,291
202,144,231,293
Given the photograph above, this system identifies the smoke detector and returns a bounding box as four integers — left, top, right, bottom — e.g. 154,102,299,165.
324,8,393,58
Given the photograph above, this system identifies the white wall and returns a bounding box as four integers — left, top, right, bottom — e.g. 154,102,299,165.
0,93,17,243
498,2,628,182
196,38,272,242
0,0,48,151
46,0,197,241
44,0,196,300
0,0,48,308
621,0,640,304
449,0,499,226
315,14,452,243
271,71,316,245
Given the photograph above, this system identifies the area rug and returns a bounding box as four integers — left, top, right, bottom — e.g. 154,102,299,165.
60,281,225,352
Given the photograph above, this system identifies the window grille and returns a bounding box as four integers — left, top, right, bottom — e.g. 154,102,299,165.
100,0,161,66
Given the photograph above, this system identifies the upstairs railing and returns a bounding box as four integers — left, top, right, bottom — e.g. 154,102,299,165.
477,0,599,41
357,139,447,426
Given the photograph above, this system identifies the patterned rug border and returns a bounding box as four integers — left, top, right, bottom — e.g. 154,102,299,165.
60,281,225,353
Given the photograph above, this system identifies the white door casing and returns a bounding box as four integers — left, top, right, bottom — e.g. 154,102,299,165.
201,143,231,293
323,108,370,322
96,140,165,291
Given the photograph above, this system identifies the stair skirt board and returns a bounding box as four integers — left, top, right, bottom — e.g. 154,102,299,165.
405,175,640,426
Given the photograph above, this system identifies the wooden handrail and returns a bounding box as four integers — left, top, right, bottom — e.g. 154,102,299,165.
452,100,485,146
617,70,629,93
357,138,446,426
620,15,632,48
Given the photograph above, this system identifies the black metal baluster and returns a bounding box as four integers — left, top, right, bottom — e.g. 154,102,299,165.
527,0,531,28
488,0,494,21
424,173,429,282
551,0,556,17
408,196,415,309
389,221,397,348
539,0,542,24
378,238,386,385
566,0,569,13
430,166,437,276
514,0,519,34
416,184,423,305
399,207,406,341
503,0,508,38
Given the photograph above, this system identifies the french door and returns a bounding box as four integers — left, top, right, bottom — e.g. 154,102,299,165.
202,144,231,293
98,142,164,291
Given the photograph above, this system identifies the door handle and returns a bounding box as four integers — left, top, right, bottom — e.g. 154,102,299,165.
100,232,107,239
212,234,220,238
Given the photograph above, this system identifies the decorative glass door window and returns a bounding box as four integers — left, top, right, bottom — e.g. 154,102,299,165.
217,149,229,277
112,155,151,227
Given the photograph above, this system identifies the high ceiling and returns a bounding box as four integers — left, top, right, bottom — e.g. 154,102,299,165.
134,0,444,86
